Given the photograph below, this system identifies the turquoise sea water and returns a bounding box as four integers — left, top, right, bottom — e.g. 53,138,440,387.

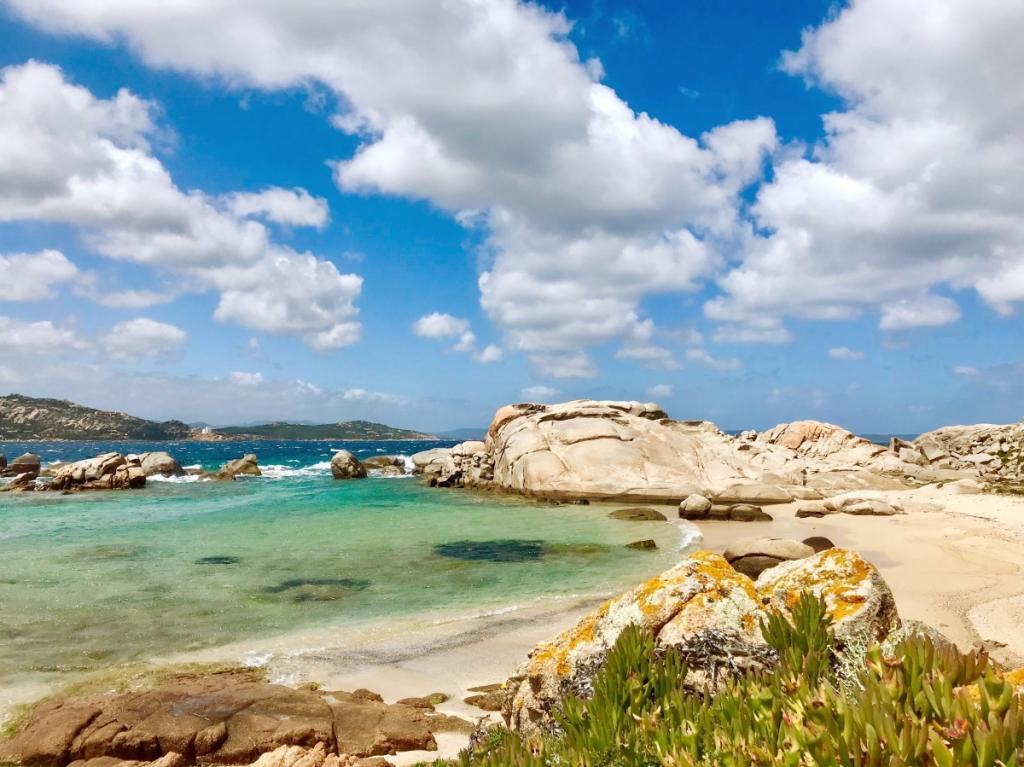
0,440,693,689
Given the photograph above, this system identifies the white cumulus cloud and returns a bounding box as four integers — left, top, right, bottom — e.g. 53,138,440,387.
0,249,78,301
101,318,187,360
646,383,674,399
708,0,1024,338
412,311,501,364
0,61,362,350
828,346,865,360
226,187,329,228
521,385,559,402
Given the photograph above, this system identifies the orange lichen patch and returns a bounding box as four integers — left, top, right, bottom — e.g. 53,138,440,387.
528,552,758,679
760,548,876,624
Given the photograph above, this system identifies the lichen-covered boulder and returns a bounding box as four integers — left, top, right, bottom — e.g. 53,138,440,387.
503,551,769,735
330,450,367,480
756,548,899,644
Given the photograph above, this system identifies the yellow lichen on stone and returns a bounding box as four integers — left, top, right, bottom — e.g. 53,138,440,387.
759,548,873,622
1006,667,1024,693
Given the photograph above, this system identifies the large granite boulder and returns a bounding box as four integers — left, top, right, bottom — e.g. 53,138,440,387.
424,400,927,503
330,451,366,480
138,452,185,477
9,452,41,474
724,537,815,578
0,670,472,767
46,453,146,491
503,551,769,735
756,548,899,644
216,455,261,480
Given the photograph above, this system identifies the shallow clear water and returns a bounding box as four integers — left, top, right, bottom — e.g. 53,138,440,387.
0,440,694,687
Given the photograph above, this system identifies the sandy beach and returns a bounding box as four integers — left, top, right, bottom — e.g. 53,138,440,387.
134,487,1024,762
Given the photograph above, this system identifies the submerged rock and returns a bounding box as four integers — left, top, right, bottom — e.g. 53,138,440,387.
330,451,367,480
263,578,371,602
434,540,545,562
608,507,667,521
195,555,240,565
216,454,261,480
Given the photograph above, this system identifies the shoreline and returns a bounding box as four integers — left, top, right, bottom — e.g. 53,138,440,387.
3,487,1023,763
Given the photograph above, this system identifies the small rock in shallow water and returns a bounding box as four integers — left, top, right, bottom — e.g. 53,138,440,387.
625,539,658,550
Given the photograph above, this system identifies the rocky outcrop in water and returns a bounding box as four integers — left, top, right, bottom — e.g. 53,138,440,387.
0,670,472,767
46,453,146,491
7,452,41,475
330,451,366,480
502,547,899,735
216,455,262,480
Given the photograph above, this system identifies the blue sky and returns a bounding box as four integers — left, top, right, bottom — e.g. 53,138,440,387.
0,0,1021,433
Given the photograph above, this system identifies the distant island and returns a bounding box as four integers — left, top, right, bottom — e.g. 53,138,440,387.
214,421,436,440
0,394,436,441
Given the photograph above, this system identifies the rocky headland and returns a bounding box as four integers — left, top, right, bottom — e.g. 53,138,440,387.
412,399,1022,505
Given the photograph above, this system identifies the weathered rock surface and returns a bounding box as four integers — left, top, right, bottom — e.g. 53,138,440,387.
9,451,41,475
911,421,1024,483
1,471,38,492
756,548,899,644
684,503,773,522
416,400,965,503
0,671,472,767
216,455,261,480
723,537,815,578
625,539,657,550
503,551,769,735
608,507,667,521
463,685,504,712
45,453,146,492
802,536,836,553
137,452,184,478
330,451,366,480
678,494,712,516
713,483,793,505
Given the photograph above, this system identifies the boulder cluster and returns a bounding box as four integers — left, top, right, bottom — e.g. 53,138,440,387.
502,547,900,735
896,421,1024,483
1,450,188,493
411,400,1014,505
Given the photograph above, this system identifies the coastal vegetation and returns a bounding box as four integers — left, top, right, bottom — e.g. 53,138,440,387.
465,595,1024,766
215,420,436,440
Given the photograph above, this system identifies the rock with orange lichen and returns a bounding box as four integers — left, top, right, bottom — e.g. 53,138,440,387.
756,548,899,644
502,551,770,735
